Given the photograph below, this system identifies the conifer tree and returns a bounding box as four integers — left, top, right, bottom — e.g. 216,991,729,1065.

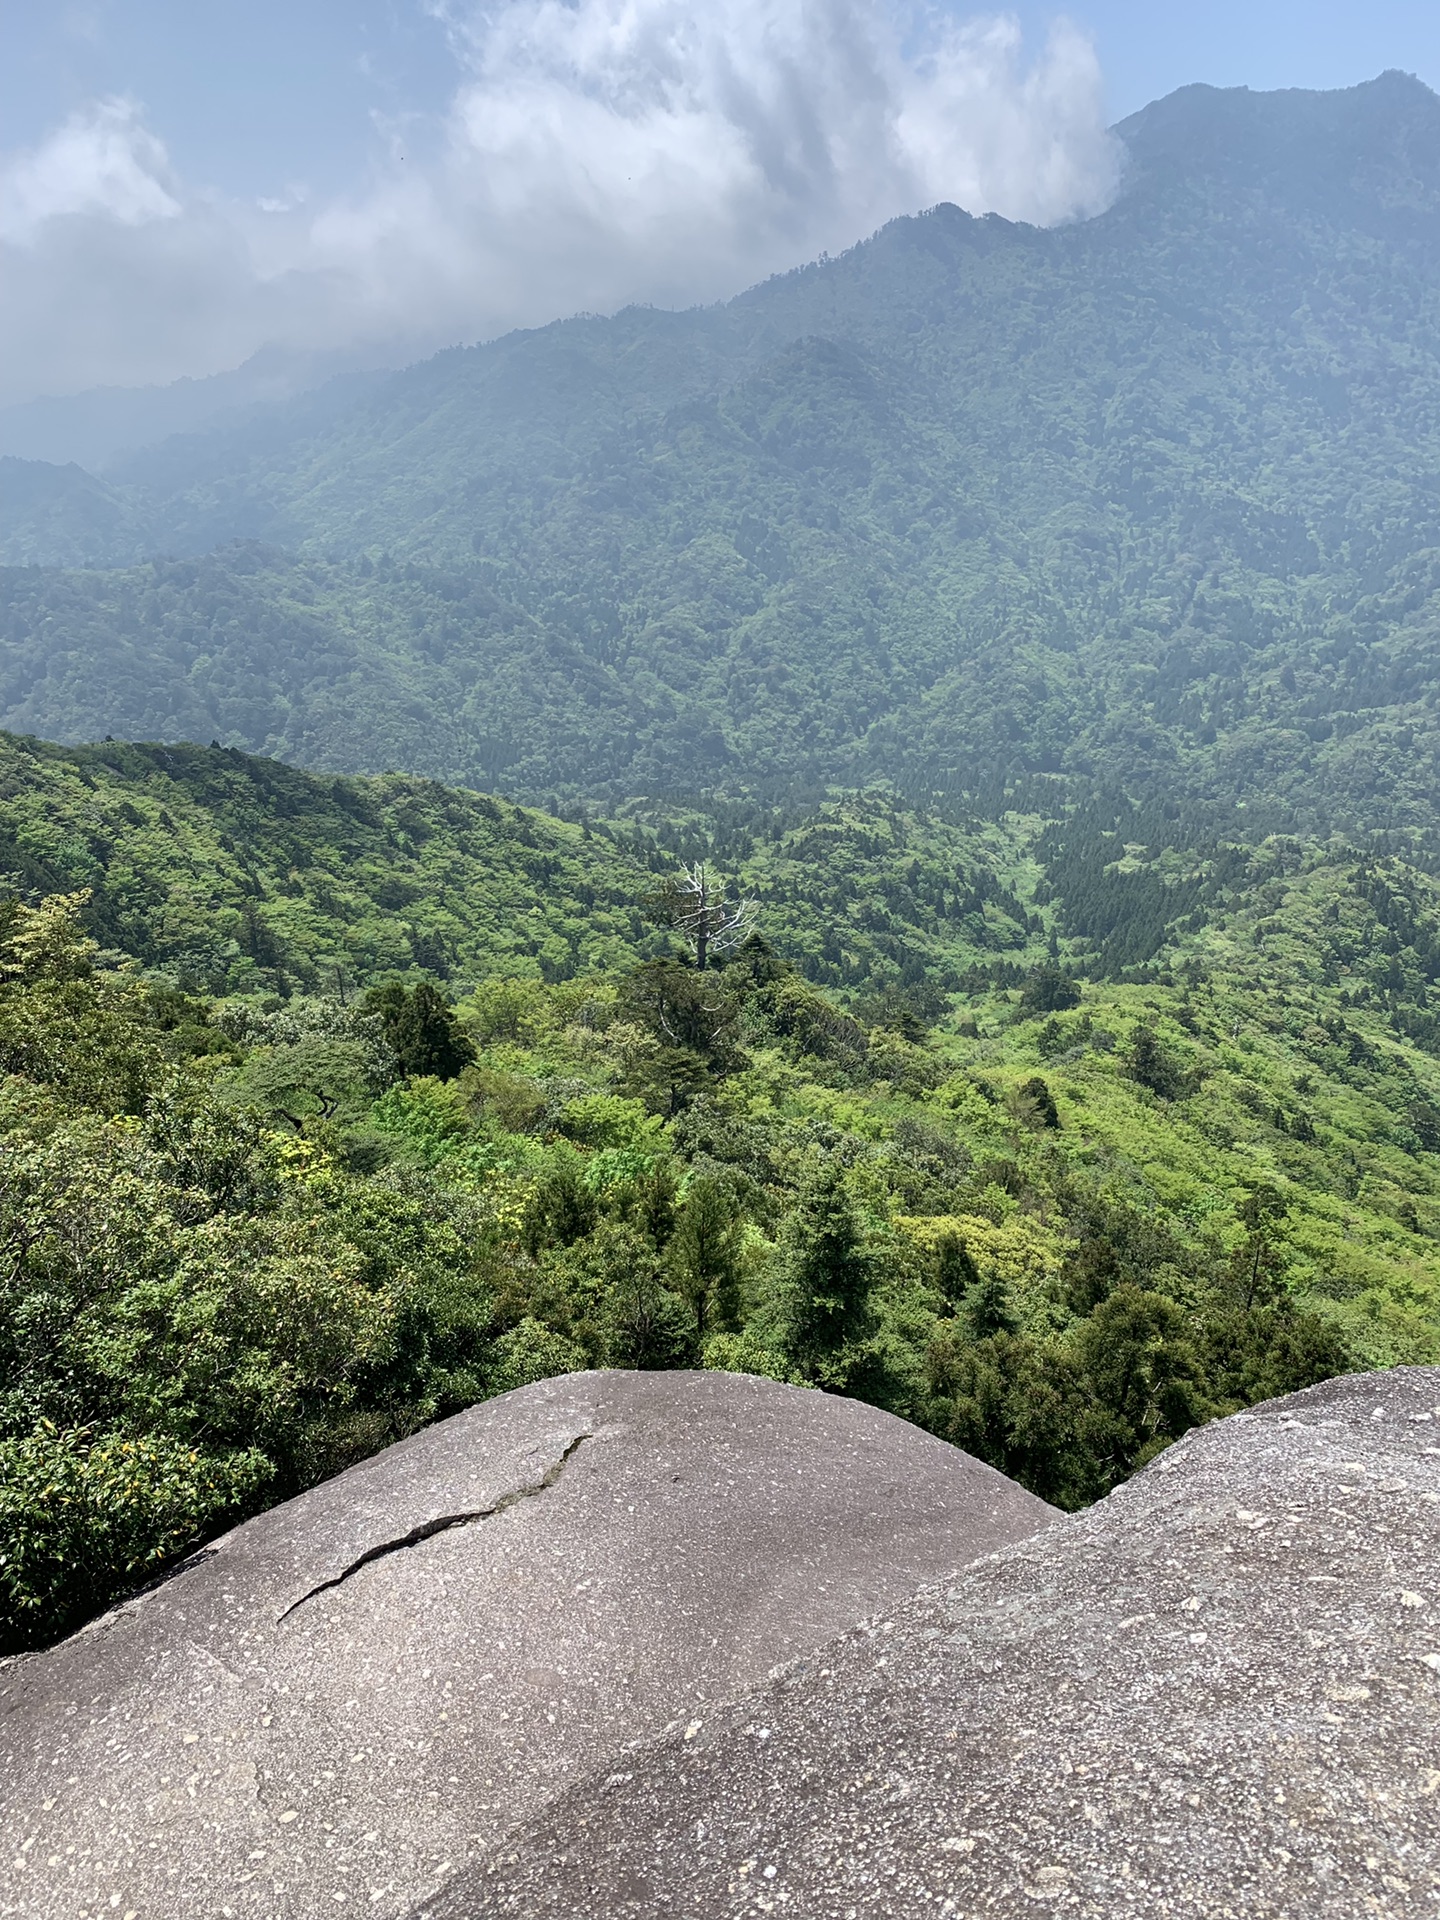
934,1231,980,1305
671,1173,743,1336
770,1159,874,1377
965,1268,1020,1338
365,980,475,1081
1127,1025,1185,1100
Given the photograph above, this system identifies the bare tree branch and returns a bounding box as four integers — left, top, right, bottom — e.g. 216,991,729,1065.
649,864,758,969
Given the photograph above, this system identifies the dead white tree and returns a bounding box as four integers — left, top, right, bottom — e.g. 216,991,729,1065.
652,863,758,969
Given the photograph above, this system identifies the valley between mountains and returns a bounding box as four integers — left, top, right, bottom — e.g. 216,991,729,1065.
5,72,1440,1670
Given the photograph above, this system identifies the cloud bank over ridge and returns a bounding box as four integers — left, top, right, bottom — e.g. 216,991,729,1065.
0,2,1119,407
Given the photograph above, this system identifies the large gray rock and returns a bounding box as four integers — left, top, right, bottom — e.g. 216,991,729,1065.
0,1369,1052,1920
447,1367,1440,1920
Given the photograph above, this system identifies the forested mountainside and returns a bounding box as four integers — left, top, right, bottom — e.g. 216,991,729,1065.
4,733,1440,1648
5,75,1440,814
11,71,1440,1652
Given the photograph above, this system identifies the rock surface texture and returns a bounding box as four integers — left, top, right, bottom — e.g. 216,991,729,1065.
0,1369,1053,1920
439,1368,1440,1920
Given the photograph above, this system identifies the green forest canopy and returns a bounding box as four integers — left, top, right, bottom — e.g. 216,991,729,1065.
2,732,1440,1649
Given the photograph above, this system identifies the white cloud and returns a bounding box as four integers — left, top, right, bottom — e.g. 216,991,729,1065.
0,4,1120,407
0,98,179,245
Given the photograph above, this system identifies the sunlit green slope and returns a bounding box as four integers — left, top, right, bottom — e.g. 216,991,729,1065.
0,731,1437,1369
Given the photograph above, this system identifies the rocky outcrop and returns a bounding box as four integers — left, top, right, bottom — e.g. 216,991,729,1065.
443,1367,1440,1919
0,1369,1052,1920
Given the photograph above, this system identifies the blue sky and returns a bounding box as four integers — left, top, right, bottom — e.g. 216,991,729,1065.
3,2,1437,204
1,1,1438,404
1050,1,1440,123
1,3,457,200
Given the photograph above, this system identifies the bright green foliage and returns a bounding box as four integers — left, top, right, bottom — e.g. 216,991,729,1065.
0,848,1387,1650
0,891,164,1113
490,1317,588,1396
552,1093,662,1151
0,895,503,1651
9,743,1440,1647
229,1034,376,1133
702,1328,803,1386
0,1425,267,1648
0,734,656,995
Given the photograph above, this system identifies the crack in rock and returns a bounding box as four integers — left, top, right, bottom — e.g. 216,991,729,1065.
277,1432,592,1623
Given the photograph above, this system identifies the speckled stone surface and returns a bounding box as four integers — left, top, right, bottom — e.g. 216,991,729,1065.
442,1367,1440,1920
0,1369,1053,1920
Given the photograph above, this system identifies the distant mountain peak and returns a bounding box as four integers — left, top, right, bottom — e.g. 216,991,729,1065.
1113,70,1440,228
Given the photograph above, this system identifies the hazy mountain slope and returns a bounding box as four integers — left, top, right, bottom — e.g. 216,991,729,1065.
4,75,1440,814
0,460,151,571
0,347,396,474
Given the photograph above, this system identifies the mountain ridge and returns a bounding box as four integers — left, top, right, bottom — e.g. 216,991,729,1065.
4,75,1440,817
